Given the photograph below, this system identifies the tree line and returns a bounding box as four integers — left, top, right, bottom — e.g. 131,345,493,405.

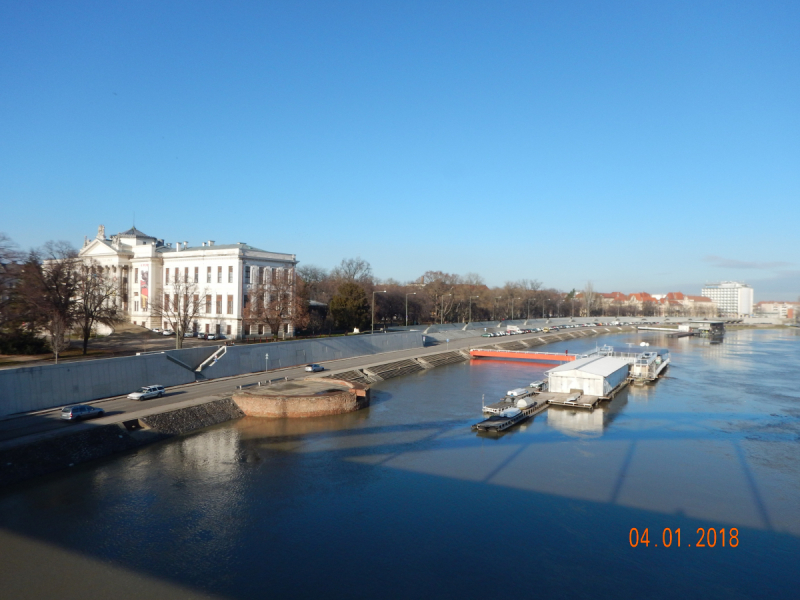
0,235,118,359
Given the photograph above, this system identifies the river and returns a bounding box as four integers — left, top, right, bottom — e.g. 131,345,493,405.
1,328,799,599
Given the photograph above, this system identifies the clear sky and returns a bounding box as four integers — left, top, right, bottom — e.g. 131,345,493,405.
1,1,798,299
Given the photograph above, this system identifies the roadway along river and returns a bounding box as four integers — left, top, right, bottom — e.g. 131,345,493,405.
0,328,799,599
0,327,616,446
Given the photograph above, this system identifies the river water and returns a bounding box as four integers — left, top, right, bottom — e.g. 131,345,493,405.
1,329,799,599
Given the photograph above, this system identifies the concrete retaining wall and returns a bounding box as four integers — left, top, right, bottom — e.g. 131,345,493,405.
0,332,423,418
0,353,201,417
199,332,424,379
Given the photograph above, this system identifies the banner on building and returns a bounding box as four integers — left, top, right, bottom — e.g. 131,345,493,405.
140,267,149,310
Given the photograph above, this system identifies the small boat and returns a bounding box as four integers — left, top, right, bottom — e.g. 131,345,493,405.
472,401,546,433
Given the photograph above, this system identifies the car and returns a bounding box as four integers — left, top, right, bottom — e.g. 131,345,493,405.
196,332,206,340
151,327,162,333
127,385,166,400
305,364,324,372
481,333,493,337
162,329,175,336
207,333,217,340
61,404,105,421
184,331,193,338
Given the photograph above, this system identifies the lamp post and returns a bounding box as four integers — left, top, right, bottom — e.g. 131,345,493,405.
265,353,269,372
441,293,452,324
405,292,416,327
468,295,479,324
493,296,502,320
372,290,387,334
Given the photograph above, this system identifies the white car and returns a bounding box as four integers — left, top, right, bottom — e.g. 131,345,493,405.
163,330,175,336
305,364,324,372
127,385,166,400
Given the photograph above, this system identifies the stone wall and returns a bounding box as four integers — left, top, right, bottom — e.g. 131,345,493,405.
233,379,370,418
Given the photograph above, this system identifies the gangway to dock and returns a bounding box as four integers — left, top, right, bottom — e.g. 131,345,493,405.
470,349,576,362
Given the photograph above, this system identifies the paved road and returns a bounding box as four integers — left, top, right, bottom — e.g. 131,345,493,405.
0,327,633,448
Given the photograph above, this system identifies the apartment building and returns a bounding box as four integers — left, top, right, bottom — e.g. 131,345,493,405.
701,281,754,317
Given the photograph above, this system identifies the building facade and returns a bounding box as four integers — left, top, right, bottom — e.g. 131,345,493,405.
755,301,799,319
78,225,297,338
700,281,754,317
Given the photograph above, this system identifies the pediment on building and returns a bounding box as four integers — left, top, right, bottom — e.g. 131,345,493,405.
79,238,129,258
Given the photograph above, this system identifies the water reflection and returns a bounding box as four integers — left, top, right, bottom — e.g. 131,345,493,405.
546,392,629,436
0,330,799,599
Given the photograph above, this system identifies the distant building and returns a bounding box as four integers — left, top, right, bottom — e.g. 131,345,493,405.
79,225,297,338
701,281,754,317
755,301,799,319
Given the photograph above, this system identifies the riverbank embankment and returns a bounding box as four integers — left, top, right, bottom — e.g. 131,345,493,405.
0,325,636,486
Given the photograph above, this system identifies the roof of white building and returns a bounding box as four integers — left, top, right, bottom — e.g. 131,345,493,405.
548,356,630,378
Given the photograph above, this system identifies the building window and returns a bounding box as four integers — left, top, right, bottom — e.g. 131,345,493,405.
207,266,212,283
184,267,189,283
194,267,199,283
174,295,180,311
244,323,251,335
165,269,170,284
227,295,233,314
164,321,168,330
228,266,233,283
205,295,211,313
217,266,222,283
164,294,170,311
226,325,231,335
134,268,138,283
205,323,210,333
134,301,139,311
258,324,264,335
216,295,222,314
193,294,199,312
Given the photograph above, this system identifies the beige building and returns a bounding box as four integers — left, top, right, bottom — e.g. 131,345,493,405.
79,225,297,338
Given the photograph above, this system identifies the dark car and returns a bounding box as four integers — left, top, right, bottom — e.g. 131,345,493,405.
61,404,105,421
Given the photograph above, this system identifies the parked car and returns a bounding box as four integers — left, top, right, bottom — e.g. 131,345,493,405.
206,333,217,340
127,385,166,400
162,329,175,336
305,364,324,372
61,404,105,421
196,332,206,340
151,327,162,333
184,331,193,338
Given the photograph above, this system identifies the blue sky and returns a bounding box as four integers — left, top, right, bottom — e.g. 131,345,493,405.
1,1,798,299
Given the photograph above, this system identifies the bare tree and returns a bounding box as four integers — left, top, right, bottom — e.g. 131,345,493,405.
245,269,308,339
331,257,373,285
422,271,458,323
583,282,596,317
74,260,120,354
0,233,22,333
518,279,542,319
17,242,79,361
152,278,205,349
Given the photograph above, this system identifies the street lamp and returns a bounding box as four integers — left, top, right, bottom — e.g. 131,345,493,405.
405,292,416,327
441,293,452,324
493,296,502,320
265,353,269,372
468,295,479,324
372,290,387,334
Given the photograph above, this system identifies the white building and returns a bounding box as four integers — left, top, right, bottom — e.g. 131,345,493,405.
547,356,630,397
79,225,297,338
700,281,754,317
